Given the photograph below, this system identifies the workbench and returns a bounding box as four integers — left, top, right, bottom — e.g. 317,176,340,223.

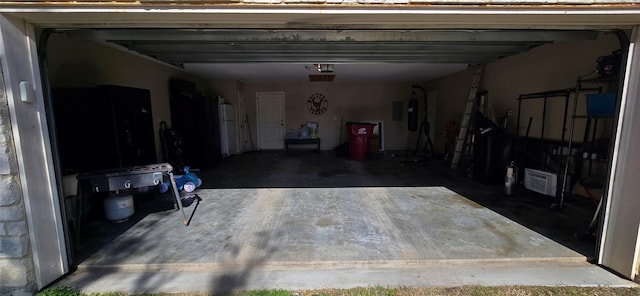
285,138,321,152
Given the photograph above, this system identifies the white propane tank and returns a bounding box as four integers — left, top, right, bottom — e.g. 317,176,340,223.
103,193,134,222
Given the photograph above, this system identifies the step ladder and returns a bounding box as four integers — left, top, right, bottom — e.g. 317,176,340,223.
451,65,483,169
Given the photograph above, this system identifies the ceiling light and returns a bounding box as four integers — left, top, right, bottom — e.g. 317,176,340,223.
306,64,334,73
316,64,334,73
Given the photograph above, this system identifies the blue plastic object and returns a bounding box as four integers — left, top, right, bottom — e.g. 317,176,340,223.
586,93,616,117
158,182,170,193
158,166,202,193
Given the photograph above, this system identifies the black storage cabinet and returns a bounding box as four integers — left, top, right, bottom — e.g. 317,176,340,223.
52,85,156,173
169,79,221,169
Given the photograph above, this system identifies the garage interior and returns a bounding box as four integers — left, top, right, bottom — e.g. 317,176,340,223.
40,26,632,291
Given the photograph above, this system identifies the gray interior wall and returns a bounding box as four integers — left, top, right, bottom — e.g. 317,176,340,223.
47,31,622,156
424,69,475,154
242,80,419,151
427,32,621,154
485,32,621,139
44,33,425,157
209,80,238,104
46,34,211,162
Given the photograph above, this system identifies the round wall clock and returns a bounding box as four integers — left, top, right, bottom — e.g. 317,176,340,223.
307,93,328,115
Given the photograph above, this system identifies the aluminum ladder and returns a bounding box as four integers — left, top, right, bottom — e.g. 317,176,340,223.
451,65,483,169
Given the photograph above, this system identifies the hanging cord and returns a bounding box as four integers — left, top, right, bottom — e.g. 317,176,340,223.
244,112,254,151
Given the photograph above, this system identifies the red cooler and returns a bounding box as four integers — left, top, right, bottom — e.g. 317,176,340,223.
346,122,376,161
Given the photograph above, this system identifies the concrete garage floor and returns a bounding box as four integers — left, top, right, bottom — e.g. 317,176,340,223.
60,151,637,293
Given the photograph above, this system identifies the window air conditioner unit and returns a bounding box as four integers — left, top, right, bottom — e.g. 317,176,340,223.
524,168,558,197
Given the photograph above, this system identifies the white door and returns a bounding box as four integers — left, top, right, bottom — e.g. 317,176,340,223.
257,92,285,150
0,15,68,288
598,26,640,281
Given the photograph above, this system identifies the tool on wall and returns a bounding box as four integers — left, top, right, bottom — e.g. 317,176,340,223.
244,112,255,151
338,116,344,143
408,92,419,132
159,121,186,174
451,65,483,169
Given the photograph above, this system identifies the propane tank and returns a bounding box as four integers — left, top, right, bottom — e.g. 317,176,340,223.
505,161,516,196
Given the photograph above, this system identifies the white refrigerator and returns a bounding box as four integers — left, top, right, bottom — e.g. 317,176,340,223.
219,104,237,157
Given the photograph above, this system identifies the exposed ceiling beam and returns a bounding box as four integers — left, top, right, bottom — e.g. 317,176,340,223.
120,42,540,53
63,28,599,65
68,29,599,43
154,52,515,64
6,7,640,30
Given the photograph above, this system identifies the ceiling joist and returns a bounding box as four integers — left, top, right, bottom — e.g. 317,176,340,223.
65,29,600,66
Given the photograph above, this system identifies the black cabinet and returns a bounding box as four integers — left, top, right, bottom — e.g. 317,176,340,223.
169,79,221,169
52,85,156,173
471,112,514,184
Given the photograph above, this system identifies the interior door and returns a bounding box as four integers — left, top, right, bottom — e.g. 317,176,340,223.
598,26,640,281
0,15,68,287
257,92,285,150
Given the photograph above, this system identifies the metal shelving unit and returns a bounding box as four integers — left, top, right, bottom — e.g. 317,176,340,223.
557,75,617,209
516,88,572,174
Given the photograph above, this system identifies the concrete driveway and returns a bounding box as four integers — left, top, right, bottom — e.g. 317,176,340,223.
58,152,638,293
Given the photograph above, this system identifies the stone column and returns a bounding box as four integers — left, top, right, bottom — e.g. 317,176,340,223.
0,65,37,295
